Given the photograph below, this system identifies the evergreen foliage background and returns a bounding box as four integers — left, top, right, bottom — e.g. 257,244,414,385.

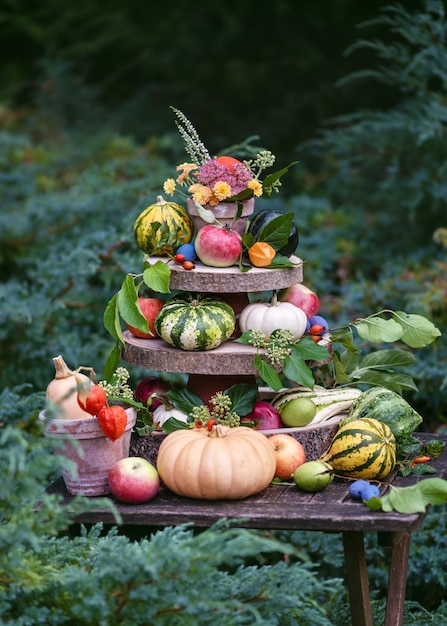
1,1,447,623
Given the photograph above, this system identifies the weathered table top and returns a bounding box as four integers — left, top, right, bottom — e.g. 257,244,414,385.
48,433,447,532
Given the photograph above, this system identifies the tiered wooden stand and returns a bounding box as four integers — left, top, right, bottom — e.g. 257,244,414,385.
122,255,339,462
122,255,303,403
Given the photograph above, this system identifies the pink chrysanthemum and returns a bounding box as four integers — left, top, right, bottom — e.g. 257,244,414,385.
197,159,253,196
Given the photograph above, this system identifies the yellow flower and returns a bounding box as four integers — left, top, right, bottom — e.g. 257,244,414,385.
176,162,198,184
189,183,213,206
163,178,176,195
212,181,232,201
248,179,263,197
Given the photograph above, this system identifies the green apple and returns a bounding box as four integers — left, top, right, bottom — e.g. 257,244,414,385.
292,460,334,492
279,397,317,427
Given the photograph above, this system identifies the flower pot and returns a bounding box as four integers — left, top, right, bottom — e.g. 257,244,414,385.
187,197,255,234
39,408,136,496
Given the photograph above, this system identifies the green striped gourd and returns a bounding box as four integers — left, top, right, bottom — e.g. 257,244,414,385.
155,293,236,351
272,385,362,425
134,195,194,256
321,417,396,480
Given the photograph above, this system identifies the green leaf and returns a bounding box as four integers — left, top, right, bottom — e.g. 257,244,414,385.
261,161,299,197
103,343,121,381
117,275,150,333
254,354,283,391
393,311,442,348
367,478,447,513
282,354,315,389
292,336,330,361
347,369,416,393
338,348,360,373
331,327,360,353
167,388,204,414
143,261,171,294
103,292,124,345
225,384,258,416
359,348,416,369
192,201,216,224
266,254,299,268
333,353,351,384
257,213,294,251
241,232,255,249
355,316,403,343
162,417,191,433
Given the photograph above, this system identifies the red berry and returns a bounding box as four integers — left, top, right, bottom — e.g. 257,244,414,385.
309,324,324,335
174,253,185,264
182,260,195,270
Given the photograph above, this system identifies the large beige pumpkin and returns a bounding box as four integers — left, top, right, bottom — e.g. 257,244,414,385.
156,424,276,500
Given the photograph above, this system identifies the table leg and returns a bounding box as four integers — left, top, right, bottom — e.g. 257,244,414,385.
383,531,411,626
342,531,373,626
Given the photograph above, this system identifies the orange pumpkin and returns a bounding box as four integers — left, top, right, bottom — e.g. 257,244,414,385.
156,424,276,500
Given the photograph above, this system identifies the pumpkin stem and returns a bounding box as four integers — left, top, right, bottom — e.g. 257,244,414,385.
271,291,279,306
208,424,231,438
156,195,167,205
52,355,74,379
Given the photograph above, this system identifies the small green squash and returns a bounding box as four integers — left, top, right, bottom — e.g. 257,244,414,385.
155,292,236,351
134,195,194,256
321,417,396,480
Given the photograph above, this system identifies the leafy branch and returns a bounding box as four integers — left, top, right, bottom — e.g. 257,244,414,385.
237,309,441,393
102,260,171,378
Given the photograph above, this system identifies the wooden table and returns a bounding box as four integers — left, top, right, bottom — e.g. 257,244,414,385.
48,433,447,626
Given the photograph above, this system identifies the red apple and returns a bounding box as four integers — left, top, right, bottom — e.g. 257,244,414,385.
125,297,164,339
194,224,243,267
240,401,283,430
134,376,171,411
277,283,320,319
267,434,306,480
108,457,160,504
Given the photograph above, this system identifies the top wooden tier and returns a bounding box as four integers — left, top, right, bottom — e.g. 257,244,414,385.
149,255,303,293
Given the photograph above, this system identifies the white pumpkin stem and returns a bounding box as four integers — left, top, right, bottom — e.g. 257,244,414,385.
271,291,279,306
156,195,167,206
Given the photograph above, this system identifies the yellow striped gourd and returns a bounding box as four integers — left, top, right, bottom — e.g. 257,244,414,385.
321,417,396,480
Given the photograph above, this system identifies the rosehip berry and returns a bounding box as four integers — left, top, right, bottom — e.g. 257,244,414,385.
174,253,185,264
309,324,325,336
182,260,195,270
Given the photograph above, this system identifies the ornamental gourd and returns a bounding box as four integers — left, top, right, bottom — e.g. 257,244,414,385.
239,292,307,341
156,424,277,500
155,292,236,351
321,417,397,480
46,355,93,420
134,195,194,256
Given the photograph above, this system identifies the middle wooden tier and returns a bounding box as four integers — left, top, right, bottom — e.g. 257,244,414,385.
148,254,303,293
122,332,266,376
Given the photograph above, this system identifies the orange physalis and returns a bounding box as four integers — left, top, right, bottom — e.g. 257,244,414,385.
97,405,128,441
248,242,276,267
77,381,107,417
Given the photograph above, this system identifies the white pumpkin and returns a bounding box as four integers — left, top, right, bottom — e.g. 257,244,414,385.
239,292,308,341
152,403,190,427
